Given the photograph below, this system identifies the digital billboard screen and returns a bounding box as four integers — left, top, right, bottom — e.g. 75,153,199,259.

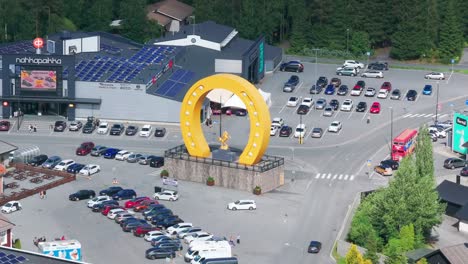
20,69,57,91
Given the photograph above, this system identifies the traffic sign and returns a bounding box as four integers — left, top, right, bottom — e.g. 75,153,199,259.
465,100,468,106
366,52,371,56
451,59,455,64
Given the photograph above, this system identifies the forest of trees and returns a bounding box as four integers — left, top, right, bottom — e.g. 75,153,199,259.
0,0,467,63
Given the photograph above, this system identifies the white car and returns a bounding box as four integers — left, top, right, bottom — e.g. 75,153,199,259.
361,70,383,78
115,150,132,161
184,231,213,244
425,72,445,80
323,107,334,117
167,223,193,235
144,231,170,242
1,201,22,214
53,159,75,171
343,60,365,69
429,126,447,138
153,190,179,201
107,208,126,219
227,200,256,210
341,99,353,111
139,125,152,137
271,117,284,128
301,97,314,108
287,97,299,107
79,164,101,176
87,195,111,208
270,125,278,136
294,124,306,138
97,122,109,134
377,89,389,99
364,88,376,97
328,121,342,133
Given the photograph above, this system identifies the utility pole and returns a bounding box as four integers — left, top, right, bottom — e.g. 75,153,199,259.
389,107,393,155
312,48,320,84
346,29,350,54
435,82,440,124
219,96,222,137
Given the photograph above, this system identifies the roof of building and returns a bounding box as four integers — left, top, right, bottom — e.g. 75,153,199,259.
147,0,193,25
154,21,235,44
455,203,468,221
0,215,14,233
0,141,17,156
0,246,88,264
436,180,468,206
406,248,437,261
440,243,468,264
147,12,172,26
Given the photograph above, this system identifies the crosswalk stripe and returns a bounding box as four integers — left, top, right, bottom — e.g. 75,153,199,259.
315,173,320,179
402,113,412,118
333,174,338,180
344,174,349,180
327,173,331,179
424,114,433,117
439,114,448,118
416,114,427,117
350,175,355,181
321,174,326,179
338,174,343,180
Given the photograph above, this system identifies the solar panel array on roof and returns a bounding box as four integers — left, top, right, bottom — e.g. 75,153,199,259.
154,69,195,98
0,251,28,263
0,42,35,55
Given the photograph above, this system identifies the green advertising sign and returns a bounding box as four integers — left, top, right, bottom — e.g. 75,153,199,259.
452,112,468,154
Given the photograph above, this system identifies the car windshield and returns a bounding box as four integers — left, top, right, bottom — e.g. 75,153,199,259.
99,124,107,128
296,128,304,132
142,127,149,131
4,203,11,207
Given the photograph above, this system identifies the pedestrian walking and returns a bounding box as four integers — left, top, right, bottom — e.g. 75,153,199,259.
229,236,235,247
33,124,37,132
61,235,65,240
39,191,44,199
29,124,33,132
236,235,240,244
43,190,47,199
49,124,53,130
33,237,38,246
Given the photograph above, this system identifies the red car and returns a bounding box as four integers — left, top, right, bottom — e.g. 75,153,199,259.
370,102,381,114
0,121,10,131
133,199,159,212
381,82,392,92
76,142,95,156
133,225,160,237
124,197,151,208
101,205,123,216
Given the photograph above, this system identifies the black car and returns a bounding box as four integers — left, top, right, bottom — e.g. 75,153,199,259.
149,157,165,168
145,248,176,260
460,166,468,176
356,102,367,112
122,219,147,232
143,204,167,217
444,158,467,169
308,241,322,253
91,200,119,212
66,163,85,174
279,61,304,72
151,241,183,251
28,154,48,166
283,75,300,92
329,99,340,111
69,190,96,201
150,212,176,225
154,128,166,137
316,76,328,88
380,159,399,170
406,90,417,101
113,189,137,200
125,125,139,136
337,85,348,96
309,85,322,94
368,62,389,70
297,105,310,115
82,122,96,134
99,186,123,196
54,121,67,132
391,89,401,100
279,126,292,137
154,217,183,229
330,78,341,87
145,208,173,221
110,124,125,135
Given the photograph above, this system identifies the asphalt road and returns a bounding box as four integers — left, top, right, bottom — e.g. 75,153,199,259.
2,61,467,264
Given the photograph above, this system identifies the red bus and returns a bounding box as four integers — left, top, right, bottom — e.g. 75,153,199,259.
391,129,418,161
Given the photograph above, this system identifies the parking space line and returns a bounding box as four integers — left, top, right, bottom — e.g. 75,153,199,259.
304,129,313,141
294,82,304,94
338,174,343,180
347,110,354,120
278,104,287,114
320,129,328,140
361,109,370,120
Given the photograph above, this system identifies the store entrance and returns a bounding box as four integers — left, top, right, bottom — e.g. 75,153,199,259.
11,102,68,117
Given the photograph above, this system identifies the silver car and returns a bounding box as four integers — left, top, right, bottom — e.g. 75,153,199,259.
323,107,334,117
361,70,383,78
315,98,327,110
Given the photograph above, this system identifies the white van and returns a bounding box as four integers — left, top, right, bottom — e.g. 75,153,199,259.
184,241,230,262
191,245,232,264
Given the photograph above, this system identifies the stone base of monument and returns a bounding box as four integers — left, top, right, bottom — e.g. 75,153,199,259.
164,145,285,193
211,149,238,162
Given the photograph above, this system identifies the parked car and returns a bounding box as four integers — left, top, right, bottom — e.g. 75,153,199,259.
311,127,323,138
177,227,203,239
0,121,11,131
115,150,132,161
381,82,392,91
315,98,327,110
79,164,101,176
68,121,82,131
336,67,358,76
133,224,160,237
54,121,67,132
364,87,376,97
101,204,121,215
370,102,381,114
343,60,365,69
227,200,256,210
127,153,144,163
91,145,107,157
390,89,401,100
154,190,179,201
145,230,171,242
122,219,148,232
97,122,109,134
184,232,213,244
125,197,151,208
82,121,96,134
167,223,193,235
361,70,383,78
380,159,399,170
110,123,125,135
154,128,167,137
308,241,322,253
444,158,467,169
423,85,433,95
145,248,176,260
330,77,341,87
66,163,85,174
28,154,48,166
425,72,445,80
113,189,137,200
87,196,111,208
1,201,22,214
294,124,306,138
271,117,284,128
324,84,335,95
460,167,468,177
374,165,393,176
76,142,95,156
377,89,389,99
296,105,310,115
99,186,123,196
368,62,389,71
328,121,342,133
150,157,165,168
309,85,322,94
139,125,152,137
139,155,158,165
125,125,139,136
69,190,96,201
323,107,334,117
329,99,340,110
340,99,353,111
134,199,159,212
279,126,292,137
356,102,367,112
337,85,349,96
53,159,75,171
280,61,304,72
316,76,328,88
287,96,300,106
283,75,300,92
301,97,314,108
406,90,418,101
107,208,126,219
42,156,61,169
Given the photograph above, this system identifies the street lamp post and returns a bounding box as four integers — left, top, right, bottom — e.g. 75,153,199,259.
389,107,393,155
312,48,320,85
435,82,440,124
299,114,303,144
346,29,350,54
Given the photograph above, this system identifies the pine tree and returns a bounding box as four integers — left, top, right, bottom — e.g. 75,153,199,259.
236,0,259,40
289,0,310,52
438,0,464,62
119,0,147,43
415,125,434,178
346,244,365,264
